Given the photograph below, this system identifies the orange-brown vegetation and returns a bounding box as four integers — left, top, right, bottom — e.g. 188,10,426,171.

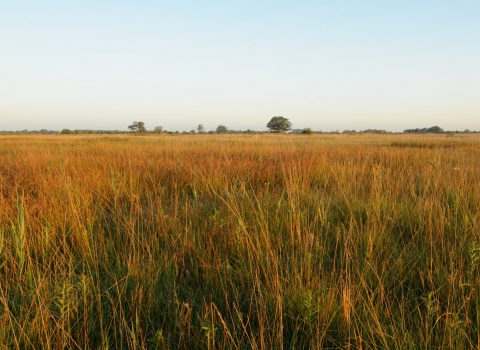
0,133,479,349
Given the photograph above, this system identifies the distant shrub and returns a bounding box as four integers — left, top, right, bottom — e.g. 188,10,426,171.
302,128,313,135
216,125,228,133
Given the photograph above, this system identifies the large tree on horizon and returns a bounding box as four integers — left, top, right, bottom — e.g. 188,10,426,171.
266,116,292,132
128,121,147,134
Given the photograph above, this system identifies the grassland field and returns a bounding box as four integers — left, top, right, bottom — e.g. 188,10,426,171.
0,133,479,349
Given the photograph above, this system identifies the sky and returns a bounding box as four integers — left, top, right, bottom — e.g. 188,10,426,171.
1,1,479,132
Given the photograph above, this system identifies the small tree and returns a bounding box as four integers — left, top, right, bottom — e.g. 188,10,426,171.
427,126,444,133
267,116,292,132
128,121,147,134
216,125,228,134
61,128,72,134
302,128,313,135
197,124,205,133
154,126,163,134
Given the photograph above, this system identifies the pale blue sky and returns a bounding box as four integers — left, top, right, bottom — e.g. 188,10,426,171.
1,1,479,131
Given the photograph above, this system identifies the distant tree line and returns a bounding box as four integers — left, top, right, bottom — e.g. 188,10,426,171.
1,121,477,135
404,126,444,133
0,129,61,134
403,126,473,134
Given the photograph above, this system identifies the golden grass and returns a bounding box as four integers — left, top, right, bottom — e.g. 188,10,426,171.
0,133,479,349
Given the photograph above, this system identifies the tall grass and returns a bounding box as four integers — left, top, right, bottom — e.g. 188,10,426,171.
0,133,479,349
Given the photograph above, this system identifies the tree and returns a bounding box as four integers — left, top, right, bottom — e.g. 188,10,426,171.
197,124,205,133
216,125,228,134
61,129,72,134
267,116,292,132
128,121,147,134
427,126,444,133
154,126,163,134
302,128,313,135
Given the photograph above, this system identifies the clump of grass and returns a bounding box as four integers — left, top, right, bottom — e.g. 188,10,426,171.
0,133,479,349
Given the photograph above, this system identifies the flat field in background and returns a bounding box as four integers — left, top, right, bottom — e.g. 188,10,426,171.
0,133,479,349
